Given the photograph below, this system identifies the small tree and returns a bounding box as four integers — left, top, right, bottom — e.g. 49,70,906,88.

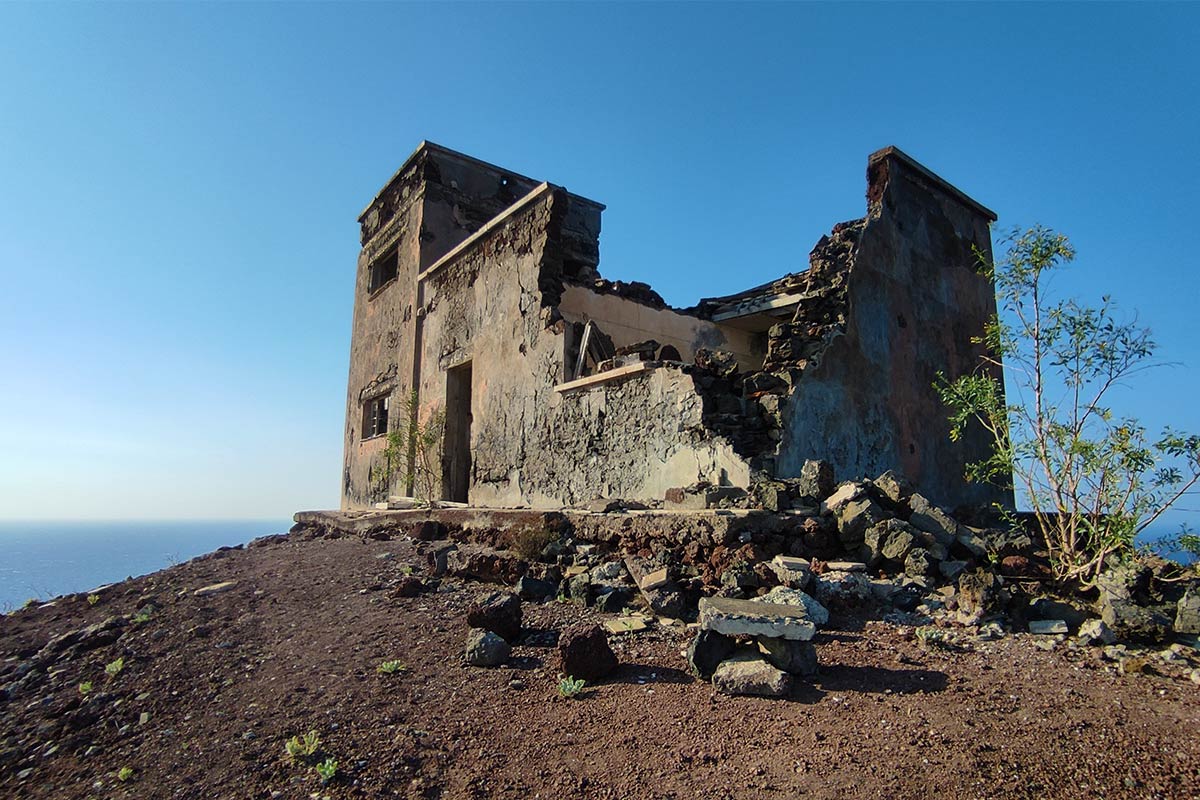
378,391,445,505
936,226,1200,585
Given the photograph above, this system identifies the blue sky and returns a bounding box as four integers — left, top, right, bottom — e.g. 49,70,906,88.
0,2,1196,525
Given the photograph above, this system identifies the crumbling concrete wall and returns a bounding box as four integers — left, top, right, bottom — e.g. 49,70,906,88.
774,148,1006,507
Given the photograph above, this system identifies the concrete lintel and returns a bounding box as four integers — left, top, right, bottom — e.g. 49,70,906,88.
553,361,658,393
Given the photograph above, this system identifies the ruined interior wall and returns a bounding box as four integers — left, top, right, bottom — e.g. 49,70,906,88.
775,152,1008,508
557,285,764,371
342,174,425,509
418,190,752,508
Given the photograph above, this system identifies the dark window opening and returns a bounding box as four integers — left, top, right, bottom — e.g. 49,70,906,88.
368,244,399,295
362,395,390,439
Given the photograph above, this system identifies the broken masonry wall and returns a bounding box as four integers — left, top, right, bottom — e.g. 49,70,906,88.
774,148,1009,509
418,186,753,507
557,284,765,373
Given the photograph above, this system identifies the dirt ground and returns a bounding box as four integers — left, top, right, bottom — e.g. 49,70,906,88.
1,534,1197,800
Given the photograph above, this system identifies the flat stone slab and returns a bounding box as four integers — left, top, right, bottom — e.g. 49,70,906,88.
639,568,669,591
193,581,238,597
824,561,867,572
770,555,812,588
698,597,815,641
1029,619,1069,635
603,615,652,635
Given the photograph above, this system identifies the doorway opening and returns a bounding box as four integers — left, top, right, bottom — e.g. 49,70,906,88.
442,362,472,503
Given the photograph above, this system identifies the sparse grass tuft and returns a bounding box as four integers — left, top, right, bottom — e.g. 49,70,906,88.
116,766,134,782
79,681,93,696
87,594,101,606
285,730,321,761
105,657,125,677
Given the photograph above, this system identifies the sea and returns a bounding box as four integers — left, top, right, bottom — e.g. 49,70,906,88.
0,520,293,612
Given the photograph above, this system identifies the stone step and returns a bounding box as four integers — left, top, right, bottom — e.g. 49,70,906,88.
698,596,816,641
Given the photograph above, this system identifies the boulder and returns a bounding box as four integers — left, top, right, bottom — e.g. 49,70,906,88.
957,569,1003,625
558,623,618,681
757,637,818,677
1102,599,1172,644
813,569,873,610
758,481,789,512
515,575,557,602
904,548,935,579
464,629,510,667
753,586,830,626
686,630,737,679
712,651,791,697
836,498,886,546
872,470,912,505
881,523,917,563
907,494,959,545
698,596,815,641
797,460,835,501
1176,588,1200,635
466,591,522,643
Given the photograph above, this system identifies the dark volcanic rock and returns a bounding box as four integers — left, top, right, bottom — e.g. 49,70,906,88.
391,576,426,598
558,622,618,682
464,629,511,667
466,591,523,643
686,630,737,679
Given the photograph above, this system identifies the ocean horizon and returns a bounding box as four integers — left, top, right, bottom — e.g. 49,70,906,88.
0,519,293,611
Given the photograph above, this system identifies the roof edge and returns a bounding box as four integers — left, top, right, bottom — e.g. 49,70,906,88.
869,146,997,222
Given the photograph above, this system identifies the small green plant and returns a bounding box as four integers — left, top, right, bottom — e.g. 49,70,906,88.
131,610,152,624
314,757,338,783
22,597,37,609
87,594,101,606
79,681,94,696
105,657,125,677
557,674,586,699
377,659,407,675
116,766,134,782
284,730,321,761
376,391,446,504
915,626,950,650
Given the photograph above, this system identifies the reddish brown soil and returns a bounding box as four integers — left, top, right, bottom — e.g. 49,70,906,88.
1,535,1197,800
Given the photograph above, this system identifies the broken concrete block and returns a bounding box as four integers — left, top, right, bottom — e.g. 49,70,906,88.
712,651,791,697
1028,619,1069,635
769,555,812,589
820,482,866,515
753,586,829,626
824,561,866,572
757,636,818,677
639,568,669,591
686,629,737,679
698,596,815,641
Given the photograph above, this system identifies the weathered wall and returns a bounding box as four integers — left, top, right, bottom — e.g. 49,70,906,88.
558,285,764,371
775,148,1007,508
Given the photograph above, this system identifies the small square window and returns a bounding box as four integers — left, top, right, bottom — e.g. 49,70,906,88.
362,395,390,439
368,245,398,294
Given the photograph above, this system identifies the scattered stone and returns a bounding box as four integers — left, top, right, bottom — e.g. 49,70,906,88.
769,555,812,590
836,498,885,546
903,548,935,579
955,530,989,559
466,591,522,643
939,560,969,582
880,522,917,563
1078,618,1117,645
757,481,789,512
712,651,791,697
757,637,818,677
824,561,867,572
595,588,631,613
907,494,959,544
753,586,830,626
1102,599,1172,644
193,581,238,597
814,570,873,609
698,596,815,641
821,482,866,515
1176,588,1200,635
411,520,443,541
957,569,1003,625
464,629,511,667
686,630,737,679
391,576,425,598
1028,619,1069,635
558,623,618,681
514,575,557,602
797,460,835,501
872,470,912,505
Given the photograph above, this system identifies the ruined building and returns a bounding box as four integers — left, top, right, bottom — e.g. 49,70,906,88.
342,142,1005,512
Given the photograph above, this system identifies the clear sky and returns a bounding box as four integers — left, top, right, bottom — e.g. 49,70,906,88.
0,2,1197,524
